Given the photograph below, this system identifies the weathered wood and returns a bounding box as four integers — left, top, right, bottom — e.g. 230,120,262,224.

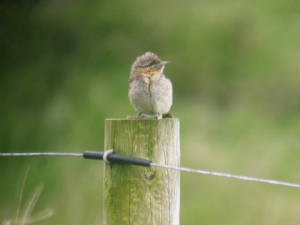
104,118,180,225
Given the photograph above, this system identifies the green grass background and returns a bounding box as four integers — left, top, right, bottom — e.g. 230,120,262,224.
0,0,299,224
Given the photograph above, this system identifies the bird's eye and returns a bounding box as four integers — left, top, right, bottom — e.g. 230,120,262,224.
149,61,155,66
146,61,155,67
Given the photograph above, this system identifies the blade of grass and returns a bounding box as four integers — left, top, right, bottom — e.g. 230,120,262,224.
21,185,43,225
15,167,30,222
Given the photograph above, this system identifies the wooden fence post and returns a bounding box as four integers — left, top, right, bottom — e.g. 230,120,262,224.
104,118,180,225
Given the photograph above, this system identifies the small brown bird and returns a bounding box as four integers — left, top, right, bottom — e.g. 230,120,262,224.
129,52,173,119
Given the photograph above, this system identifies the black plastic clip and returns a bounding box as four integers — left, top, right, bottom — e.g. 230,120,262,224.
83,150,151,167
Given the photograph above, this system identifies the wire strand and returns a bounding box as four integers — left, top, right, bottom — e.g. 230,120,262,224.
150,163,299,188
0,152,299,189
0,152,83,157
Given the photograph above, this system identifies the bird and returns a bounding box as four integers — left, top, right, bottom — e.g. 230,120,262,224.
129,52,173,120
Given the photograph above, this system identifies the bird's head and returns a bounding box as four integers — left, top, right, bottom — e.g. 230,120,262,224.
131,52,169,78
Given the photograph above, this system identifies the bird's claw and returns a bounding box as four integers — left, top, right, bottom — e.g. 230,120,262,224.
127,113,168,120
131,112,163,120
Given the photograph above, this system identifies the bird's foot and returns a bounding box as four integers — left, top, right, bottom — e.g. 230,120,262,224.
154,113,162,120
126,113,151,120
128,112,163,120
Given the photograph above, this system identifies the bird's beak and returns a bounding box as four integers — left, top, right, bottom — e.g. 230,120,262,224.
161,61,170,66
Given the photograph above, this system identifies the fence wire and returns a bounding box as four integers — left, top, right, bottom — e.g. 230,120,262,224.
0,152,299,189
150,163,299,188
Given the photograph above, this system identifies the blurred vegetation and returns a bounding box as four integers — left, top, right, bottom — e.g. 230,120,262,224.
0,0,299,224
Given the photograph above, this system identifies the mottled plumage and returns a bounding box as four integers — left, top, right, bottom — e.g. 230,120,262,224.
129,52,173,119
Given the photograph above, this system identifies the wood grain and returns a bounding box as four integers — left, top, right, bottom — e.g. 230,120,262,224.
104,118,180,225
